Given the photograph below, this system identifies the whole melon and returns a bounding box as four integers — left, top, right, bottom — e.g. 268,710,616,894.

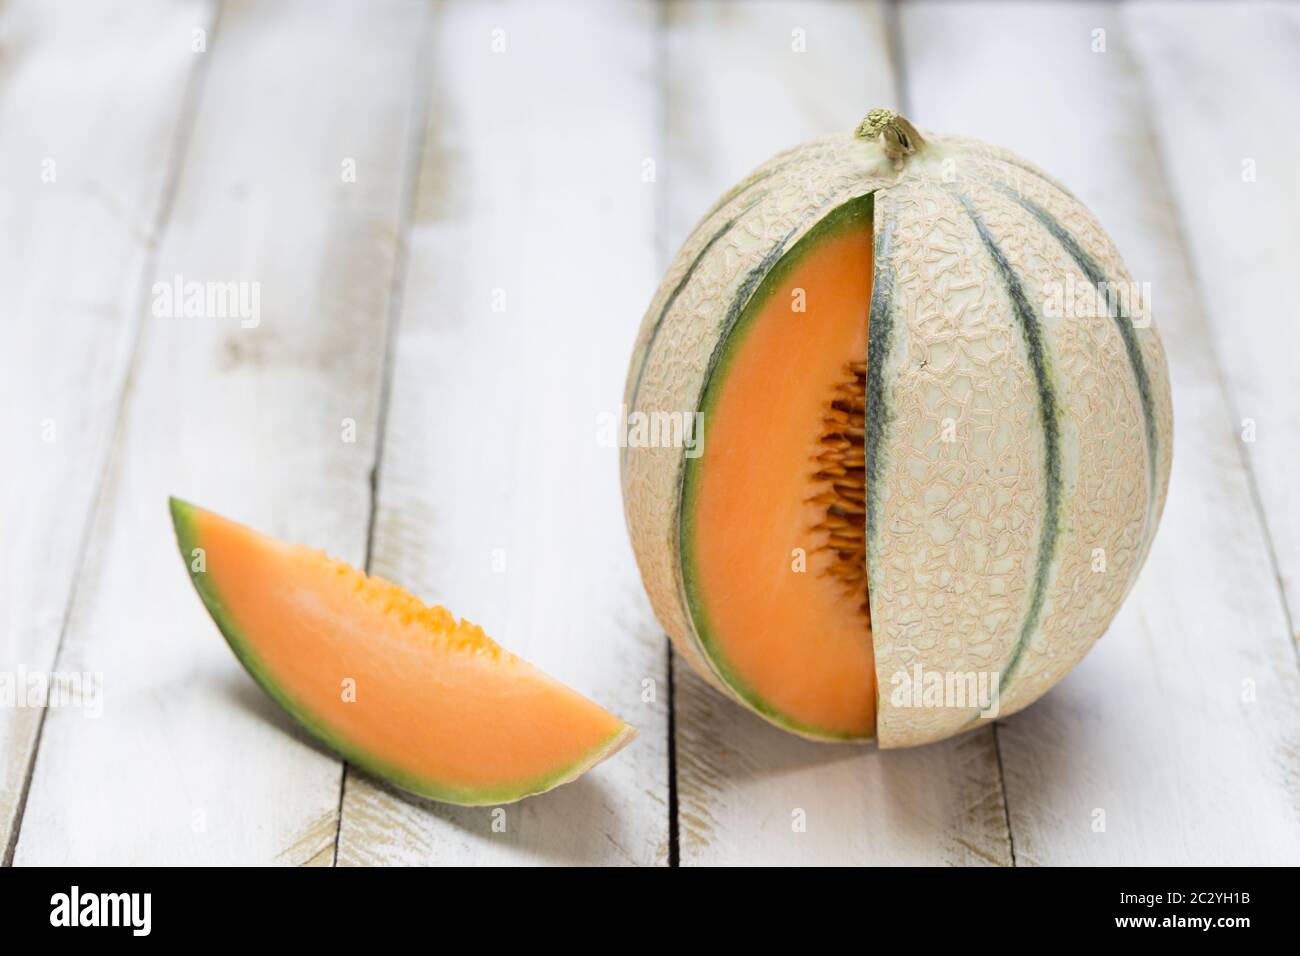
621,110,1173,747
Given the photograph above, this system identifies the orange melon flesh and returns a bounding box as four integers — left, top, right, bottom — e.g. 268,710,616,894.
683,200,875,739
170,499,634,805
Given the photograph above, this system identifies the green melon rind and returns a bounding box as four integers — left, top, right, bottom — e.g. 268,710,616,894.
678,193,876,743
169,497,634,807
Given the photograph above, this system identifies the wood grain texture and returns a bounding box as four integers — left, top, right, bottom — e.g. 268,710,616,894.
666,0,1011,865
11,0,430,864
333,0,669,866
5,0,1295,867
900,0,1300,864
0,0,215,861
1127,0,1300,646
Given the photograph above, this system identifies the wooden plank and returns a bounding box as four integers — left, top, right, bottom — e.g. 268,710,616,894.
899,0,1300,864
334,0,669,866
666,0,1011,866
12,0,430,865
1127,0,1300,645
0,0,215,863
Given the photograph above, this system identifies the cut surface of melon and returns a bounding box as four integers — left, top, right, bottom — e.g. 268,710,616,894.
682,195,876,740
170,499,634,805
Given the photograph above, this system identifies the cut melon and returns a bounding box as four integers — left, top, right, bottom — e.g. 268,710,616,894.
170,499,634,805
622,110,1174,746
681,196,876,740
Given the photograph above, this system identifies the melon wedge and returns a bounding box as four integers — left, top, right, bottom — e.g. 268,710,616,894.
170,499,635,805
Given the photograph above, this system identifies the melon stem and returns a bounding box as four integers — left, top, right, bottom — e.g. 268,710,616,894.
854,108,926,160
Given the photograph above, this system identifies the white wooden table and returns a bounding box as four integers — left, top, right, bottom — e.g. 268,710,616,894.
3,0,1298,866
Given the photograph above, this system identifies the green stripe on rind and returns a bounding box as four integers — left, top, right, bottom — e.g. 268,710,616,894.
677,193,876,742
624,154,820,448
995,185,1159,549
863,211,897,560
168,497,630,807
624,196,764,456
693,152,799,230
944,138,1081,202
953,196,1063,688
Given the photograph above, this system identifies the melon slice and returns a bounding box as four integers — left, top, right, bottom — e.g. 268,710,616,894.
681,196,876,740
170,499,634,805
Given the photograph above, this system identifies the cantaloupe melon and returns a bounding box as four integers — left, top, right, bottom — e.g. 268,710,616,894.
170,499,634,804
622,110,1173,746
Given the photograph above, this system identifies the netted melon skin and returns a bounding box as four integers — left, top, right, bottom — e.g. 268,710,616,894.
621,124,1172,747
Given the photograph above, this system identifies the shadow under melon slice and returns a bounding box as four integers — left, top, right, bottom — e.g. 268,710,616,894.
170,498,634,806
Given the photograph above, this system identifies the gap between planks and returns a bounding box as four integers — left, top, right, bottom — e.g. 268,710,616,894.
654,0,682,871
1122,6,1300,680
1,0,223,868
328,3,438,869
886,0,1018,867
